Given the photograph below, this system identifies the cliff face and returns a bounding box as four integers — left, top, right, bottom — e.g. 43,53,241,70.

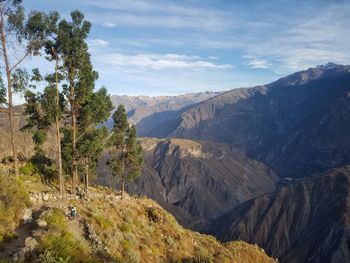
168,64,350,178
97,138,278,225
202,166,350,263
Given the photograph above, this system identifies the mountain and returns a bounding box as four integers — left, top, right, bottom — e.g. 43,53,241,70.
202,165,350,263
109,92,221,136
165,63,350,178
98,138,278,225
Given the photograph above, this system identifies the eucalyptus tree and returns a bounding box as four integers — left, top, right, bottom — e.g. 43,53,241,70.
0,0,48,176
56,10,97,194
77,87,113,196
43,11,66,194
107,105,143,198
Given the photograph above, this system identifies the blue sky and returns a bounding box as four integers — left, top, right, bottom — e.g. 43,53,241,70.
23,0,350,96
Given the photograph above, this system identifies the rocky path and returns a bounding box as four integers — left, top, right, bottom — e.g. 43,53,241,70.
0,190,120,262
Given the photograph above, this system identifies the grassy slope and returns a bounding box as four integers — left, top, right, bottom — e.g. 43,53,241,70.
0,169,276,263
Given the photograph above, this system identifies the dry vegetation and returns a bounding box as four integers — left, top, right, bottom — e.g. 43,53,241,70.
0,168,276,263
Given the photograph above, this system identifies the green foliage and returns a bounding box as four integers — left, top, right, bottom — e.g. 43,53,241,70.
41,208,67,232
107,105,144,187
11,68,30,93
33,130,47,146
0,172,30,243
19,162,36,176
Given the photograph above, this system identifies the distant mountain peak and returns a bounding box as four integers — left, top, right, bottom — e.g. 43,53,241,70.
316,62,342,70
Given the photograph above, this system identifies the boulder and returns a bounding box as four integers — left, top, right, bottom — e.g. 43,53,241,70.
22,208,32,223
36,219,47,228
24,237,38,251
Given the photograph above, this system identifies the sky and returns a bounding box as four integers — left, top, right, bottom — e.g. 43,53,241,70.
21,0,350,96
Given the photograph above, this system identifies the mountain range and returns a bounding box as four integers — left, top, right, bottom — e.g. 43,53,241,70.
1,63,350,262
106,63,350,263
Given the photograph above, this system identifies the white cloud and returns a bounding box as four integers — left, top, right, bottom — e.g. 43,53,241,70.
246,59,269,69
89,39,110,47
96,53,233,71
102,22,117,28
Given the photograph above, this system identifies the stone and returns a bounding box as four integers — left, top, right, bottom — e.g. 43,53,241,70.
25,237,38,251
42,194,49,201
32,230,43,238
36,219,47,228
22,208,32,223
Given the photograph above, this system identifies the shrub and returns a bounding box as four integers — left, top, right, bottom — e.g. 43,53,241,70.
146,207,162,223
19,162,36,176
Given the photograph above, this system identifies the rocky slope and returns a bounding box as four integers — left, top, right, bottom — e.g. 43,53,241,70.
0,170,276,263
202,165,350,263
166,63,350,178
110,92,220,136
98,138,278,225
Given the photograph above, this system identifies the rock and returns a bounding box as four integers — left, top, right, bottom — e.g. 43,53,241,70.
42,194,49,201
24,237,38,251
32,229,43,238
36,219,47,228
22,208,32,223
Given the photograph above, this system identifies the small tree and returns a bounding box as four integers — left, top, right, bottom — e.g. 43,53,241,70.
23,82,65,185
107,105,143,198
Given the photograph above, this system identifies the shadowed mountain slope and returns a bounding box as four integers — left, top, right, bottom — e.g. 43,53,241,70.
98,138,278,225
109,92,221,136
202,165,350,263
167,63,350,178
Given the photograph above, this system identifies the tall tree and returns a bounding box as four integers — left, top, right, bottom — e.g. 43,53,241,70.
56,10,96,194
107,105,143,198
43,11,66,194
77,87,113,196
0,1,48,176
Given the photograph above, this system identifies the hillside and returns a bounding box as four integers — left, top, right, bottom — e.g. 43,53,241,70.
166,63,350,178
0,106,34,159
202,165,350,263
110,92,220,136
0,169,276,263
98,138,278,225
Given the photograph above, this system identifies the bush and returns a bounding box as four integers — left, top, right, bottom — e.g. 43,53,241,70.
146,207,162,223
19,162,36,176
0,172,30,243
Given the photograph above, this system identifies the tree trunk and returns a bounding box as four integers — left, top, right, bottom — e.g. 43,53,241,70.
121,147,125,199
84,158,89,197
69,78,77,195
0,13,18,177
54,56,64,195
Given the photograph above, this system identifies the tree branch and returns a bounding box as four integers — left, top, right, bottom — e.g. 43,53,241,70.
10,51,30,72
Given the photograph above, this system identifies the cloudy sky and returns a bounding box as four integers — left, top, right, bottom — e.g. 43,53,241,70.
24,0,350,96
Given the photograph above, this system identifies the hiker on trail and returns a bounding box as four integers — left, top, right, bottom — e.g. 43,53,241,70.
68,206,78,219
